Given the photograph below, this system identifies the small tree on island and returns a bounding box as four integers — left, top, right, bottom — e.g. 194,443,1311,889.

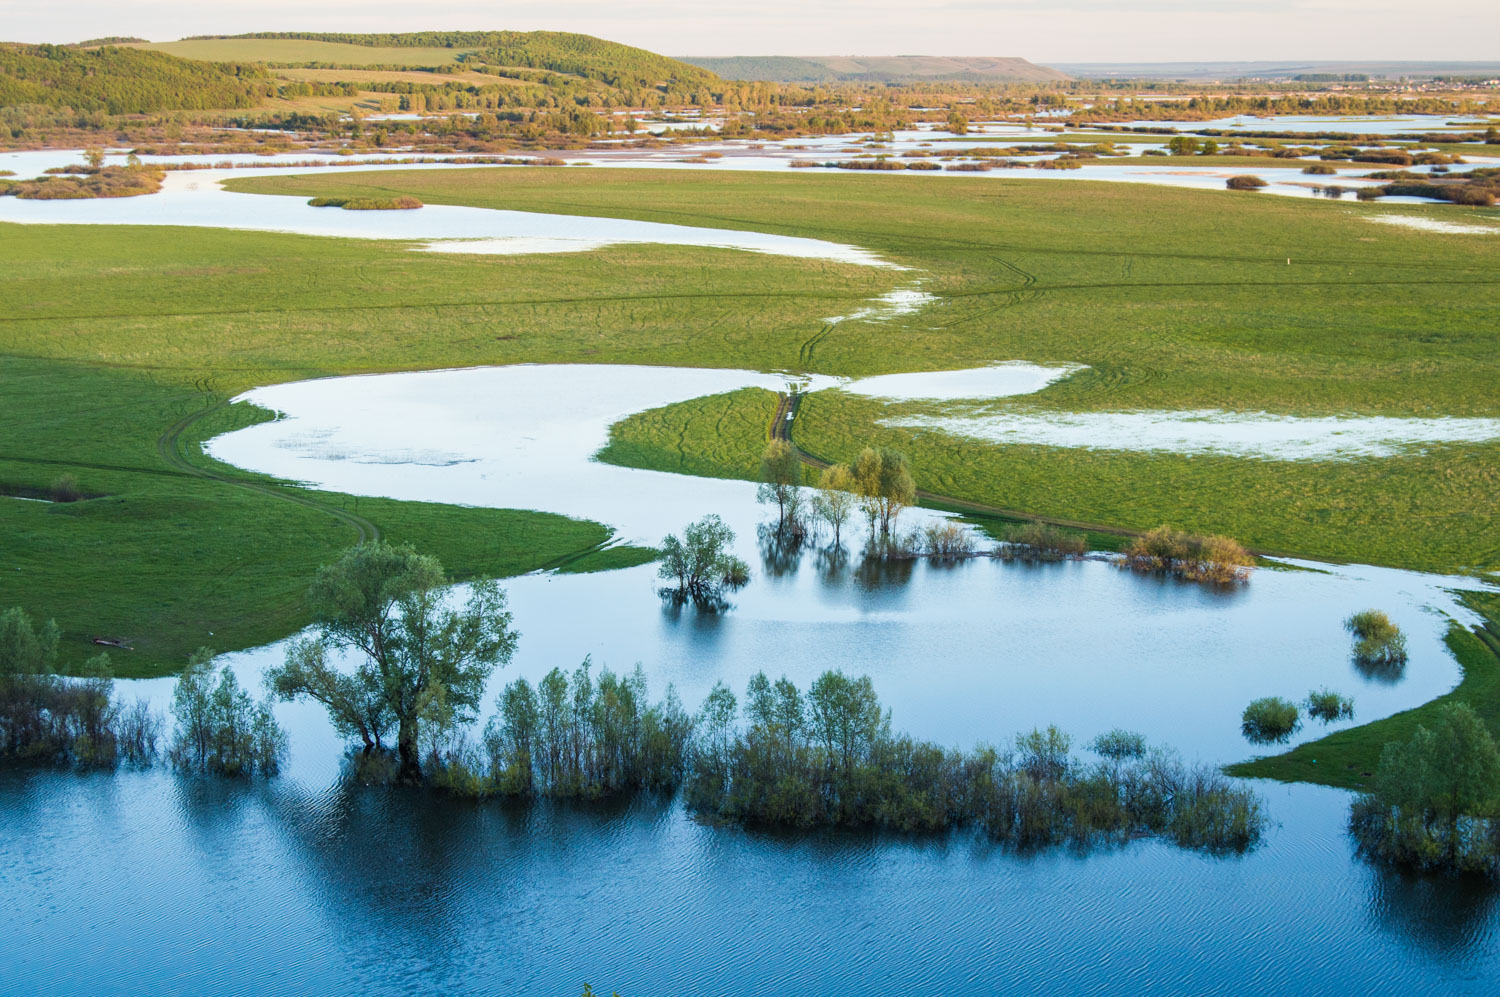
269,542,518,783
658,515,750,608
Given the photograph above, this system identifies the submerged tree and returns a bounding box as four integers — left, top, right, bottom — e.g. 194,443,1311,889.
756,439,805,533
269,542,518,783
1351,703,1500,876
811,463,857,548
657,515,750,608
169,648,285,776
851,446,916,537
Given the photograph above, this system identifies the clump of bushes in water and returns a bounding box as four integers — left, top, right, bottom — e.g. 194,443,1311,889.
1,606,284,777
1225,175,1268,190
1121,525,1252,584
1345,609,1408,666
1303,162,1338,175
2,165,163,200
308,196,424,210
919,522,978,558
427,659,692,799
168,648,286,776
657,514,750,609
1350,703,1500,878
999,521,1088,562
683,671,1265,853
0,606,159,768
1241,697,1301,744
1354,167,1499,206
1305,688,1355,724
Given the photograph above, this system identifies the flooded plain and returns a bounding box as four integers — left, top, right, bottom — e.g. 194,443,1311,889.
4,360,1499,996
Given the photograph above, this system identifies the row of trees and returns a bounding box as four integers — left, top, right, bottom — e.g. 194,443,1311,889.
757,439,916,546
684,671,1266,852
0,606,281,775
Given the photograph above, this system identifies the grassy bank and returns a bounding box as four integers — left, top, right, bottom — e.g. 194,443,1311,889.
1228,592,1500,790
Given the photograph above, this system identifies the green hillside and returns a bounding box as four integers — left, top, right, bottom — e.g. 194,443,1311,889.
183,31,719,88
0,43,268,113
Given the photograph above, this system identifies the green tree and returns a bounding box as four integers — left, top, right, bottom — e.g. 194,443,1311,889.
851,446,916,537
756,438,803,531
811,463,857,547
657,515,750,604
270,542,518,782
170,647,285,776
946,109,969,134
1372,703,1500,855
808,670,887,774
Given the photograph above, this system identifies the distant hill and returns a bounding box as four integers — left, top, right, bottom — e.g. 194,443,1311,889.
0,42,268,113
171,31,718,88
679,55,1067,83
1054,60,1500,81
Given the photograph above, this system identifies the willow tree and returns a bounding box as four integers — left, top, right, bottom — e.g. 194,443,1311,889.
270,542,518,783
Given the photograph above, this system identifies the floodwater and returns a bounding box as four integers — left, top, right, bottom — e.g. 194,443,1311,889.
1091,114,1497,135
0,167,898,268
4,360,1499,995
892,406,1500,461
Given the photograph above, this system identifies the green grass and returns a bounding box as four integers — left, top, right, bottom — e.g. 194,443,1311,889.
1228,591,1500,790
7,164,1500,670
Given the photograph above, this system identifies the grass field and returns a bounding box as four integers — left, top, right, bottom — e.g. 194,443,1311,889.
216,166,1500,573
6,164,1499,677
131,39,474,67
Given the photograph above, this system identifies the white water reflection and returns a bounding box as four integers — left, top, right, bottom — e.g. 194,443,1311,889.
893,407,1500,461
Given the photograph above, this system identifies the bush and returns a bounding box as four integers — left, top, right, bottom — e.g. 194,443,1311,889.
1226,175,1268,190
48,474,81,503
1241,697,1301,744
921,522,978,558
1090,728,1147,760
308,196,423,210
1122,525,1252,583
1344,609,1407,666
1000,521,1087,561
1305,688,1355,723
1302,163,1337,174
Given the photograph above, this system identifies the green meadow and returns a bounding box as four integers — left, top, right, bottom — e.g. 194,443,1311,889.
5,165,1499,701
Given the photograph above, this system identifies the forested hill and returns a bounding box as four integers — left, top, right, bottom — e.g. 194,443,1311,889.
680,55,1068,83
0,44,268,113
184,31,719,89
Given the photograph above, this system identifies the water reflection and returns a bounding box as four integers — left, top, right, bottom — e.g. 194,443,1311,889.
1367,863,1500,958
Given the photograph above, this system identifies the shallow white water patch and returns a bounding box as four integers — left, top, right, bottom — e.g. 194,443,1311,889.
889,408,1500,460
1363,214,1500,236
840,362,1085,402
824,288,937,324
0,167,904,269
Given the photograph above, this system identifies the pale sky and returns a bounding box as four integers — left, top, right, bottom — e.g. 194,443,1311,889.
4,0,1498,63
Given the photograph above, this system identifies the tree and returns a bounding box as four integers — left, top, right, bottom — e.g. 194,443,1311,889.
1168,135,1199,156
657,515,750,605
851,446,916,537
269,542,518,783
1353,703,1500,871
946,109,969,135
170,647,285,776
756,439,803,532
83,146,104,170
811,464,857,547
808,670,887,775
